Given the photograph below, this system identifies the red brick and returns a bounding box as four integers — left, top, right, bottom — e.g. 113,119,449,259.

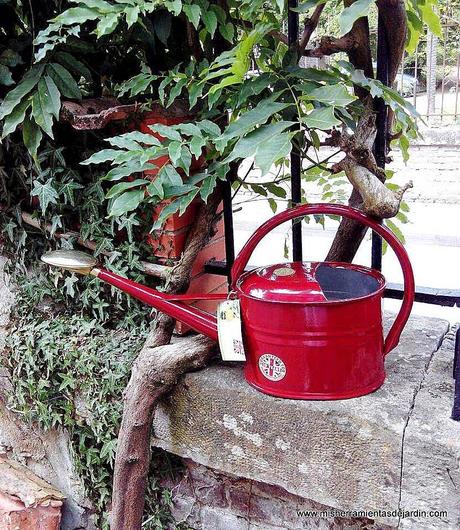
151,198,200,232
147,202,224,262
0,492,62,530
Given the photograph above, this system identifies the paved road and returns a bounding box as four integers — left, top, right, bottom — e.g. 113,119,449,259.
233,145,460,322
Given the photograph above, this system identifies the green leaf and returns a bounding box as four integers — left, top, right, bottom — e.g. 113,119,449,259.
302,107,341,130
198,119,221,137
59,181,84,206
55,52,92,81
219,21,234,42
43,76,61,119
385,218,405,244
0,64,14,86
200,174,216,201
0,64,44,120
183,4,201,29
218,98,292,147
202,10,217,37
226,121,294,175
64,275,78,298
103,162,153,181
176,122,202,136
168,141,182,165
166,77,187,107
190,135,205,158
106,179,149,199
148,123,181,141
108,189,145,217
152,189,200,229
125,5,140,27
188,81,204,108
32,80,54,138
81,149,122,165
53,7,100,24
177,146,192,175
147,179,165,199
399,134,410,163
31,179,59,213
165,0,182,16
47,64,81,99
266,183,286,198
1,98,30,138
96,13,120,37
23,116,43,161
419,1,442,37
158,164,183,186
339,0,373,35
308,84,356,107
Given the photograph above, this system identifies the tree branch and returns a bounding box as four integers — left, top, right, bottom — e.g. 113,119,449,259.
303,34,356,57
21,211,172,280
110,334,216,530
299,4,326,51
110,186,223,530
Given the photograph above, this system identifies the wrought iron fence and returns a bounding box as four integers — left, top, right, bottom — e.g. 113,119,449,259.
398,20,460,123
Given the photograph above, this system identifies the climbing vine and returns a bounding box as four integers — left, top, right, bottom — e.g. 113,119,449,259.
5,276,186,529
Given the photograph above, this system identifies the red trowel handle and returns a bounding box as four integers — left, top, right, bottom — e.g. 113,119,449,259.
231,203,415,355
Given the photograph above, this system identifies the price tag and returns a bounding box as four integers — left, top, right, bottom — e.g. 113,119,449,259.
217,299,246,362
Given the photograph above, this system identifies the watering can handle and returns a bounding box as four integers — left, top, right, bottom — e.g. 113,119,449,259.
231,203,415,355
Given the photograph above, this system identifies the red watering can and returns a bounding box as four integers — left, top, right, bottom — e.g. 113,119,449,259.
42,203,415,400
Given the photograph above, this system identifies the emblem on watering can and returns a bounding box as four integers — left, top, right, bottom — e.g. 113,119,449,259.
259,354,287,382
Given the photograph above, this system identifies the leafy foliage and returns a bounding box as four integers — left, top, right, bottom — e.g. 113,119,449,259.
5,283,184,529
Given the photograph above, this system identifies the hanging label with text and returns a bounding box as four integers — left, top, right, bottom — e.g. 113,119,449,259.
217,299,246,362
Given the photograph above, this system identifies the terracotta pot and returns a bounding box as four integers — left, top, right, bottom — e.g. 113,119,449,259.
138,102,206,178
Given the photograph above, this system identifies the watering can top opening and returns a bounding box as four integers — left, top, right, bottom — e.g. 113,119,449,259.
235,261,386,304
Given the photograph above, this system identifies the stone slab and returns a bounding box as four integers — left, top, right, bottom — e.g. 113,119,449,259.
152,314,454,526
400,325,460,529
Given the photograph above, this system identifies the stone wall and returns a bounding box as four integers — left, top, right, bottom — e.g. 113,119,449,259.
153,315,460,529
163,459,392,530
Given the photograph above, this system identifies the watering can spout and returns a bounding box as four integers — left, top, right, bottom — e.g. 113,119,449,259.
41,250,220,341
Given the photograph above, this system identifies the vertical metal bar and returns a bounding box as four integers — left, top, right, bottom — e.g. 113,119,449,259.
455,51,460,120
372,13,389,271
288,0,303,262
440,25,447,123
413,45,418,108
451,327,460,421
222,178,235,285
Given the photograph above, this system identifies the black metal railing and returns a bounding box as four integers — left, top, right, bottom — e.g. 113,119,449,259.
214,7,460,418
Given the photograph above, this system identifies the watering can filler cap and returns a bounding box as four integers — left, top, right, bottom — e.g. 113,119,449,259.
236,261,386,304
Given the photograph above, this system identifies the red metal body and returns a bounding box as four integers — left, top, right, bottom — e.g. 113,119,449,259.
93,203,415,400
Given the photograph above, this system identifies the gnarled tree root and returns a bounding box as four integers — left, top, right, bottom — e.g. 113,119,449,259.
110,333,216,529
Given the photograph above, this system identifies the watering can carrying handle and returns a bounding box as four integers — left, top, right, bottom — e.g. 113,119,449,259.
231,203,415,355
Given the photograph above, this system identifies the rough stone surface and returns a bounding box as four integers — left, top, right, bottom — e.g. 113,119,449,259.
0,257,94,529
400,324,460,529
162,459,392,530
152,314,457,527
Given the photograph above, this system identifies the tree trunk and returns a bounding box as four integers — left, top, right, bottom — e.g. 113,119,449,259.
326,0,408,262
110,334,216,529
110,187,223,530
